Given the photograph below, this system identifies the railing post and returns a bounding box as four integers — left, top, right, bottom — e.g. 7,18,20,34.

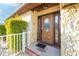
22,32,26,52
27,31,30,47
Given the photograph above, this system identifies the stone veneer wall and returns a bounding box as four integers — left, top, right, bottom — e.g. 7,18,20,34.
61,4,79,56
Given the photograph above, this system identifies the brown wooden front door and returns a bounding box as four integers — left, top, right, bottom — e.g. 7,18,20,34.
41,14,54,45
37,12,60,47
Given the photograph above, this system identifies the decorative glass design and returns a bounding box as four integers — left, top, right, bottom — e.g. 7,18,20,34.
44,18,49,32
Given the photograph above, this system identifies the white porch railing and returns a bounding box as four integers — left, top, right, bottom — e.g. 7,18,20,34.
0,32,27,56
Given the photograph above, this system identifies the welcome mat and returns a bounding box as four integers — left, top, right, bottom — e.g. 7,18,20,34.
36,43,46,49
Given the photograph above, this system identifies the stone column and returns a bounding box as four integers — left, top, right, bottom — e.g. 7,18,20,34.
61,3,79,56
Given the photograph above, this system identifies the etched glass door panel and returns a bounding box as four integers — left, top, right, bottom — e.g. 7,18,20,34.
44,18,49,32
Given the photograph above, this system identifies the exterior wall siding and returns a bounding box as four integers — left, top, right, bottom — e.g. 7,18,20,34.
21,11,38,46
21,11,33,46
61,4,79,56
31,11,38,44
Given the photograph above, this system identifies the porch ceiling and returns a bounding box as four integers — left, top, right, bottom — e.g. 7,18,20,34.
32,3,59,12
8,3,75,18
9,3,43,18
8,3,60,18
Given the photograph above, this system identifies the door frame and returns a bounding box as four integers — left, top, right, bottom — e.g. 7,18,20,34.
37,15,54,46
37,11,60,47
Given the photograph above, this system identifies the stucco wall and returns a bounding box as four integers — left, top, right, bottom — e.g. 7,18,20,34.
21,11,33,46
61,4,79,56
31,11,38,44
21,10,38,46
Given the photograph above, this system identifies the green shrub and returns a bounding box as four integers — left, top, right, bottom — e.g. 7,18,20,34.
0,25,6,41
0,25,6,36
5,18,28,53
10,20,27,33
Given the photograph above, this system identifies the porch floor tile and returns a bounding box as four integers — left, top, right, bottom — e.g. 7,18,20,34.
27,42,61,56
